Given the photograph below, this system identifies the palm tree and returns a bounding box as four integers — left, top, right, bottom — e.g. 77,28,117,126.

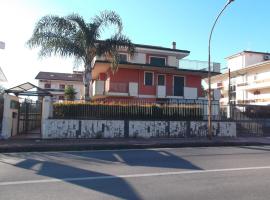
27,11,135,101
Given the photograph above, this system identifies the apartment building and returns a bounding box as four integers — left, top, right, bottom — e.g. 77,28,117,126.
208,51,270,105
35,71,84,100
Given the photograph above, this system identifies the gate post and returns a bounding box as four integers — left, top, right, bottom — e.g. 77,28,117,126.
41,96,52,138
1,94,19,139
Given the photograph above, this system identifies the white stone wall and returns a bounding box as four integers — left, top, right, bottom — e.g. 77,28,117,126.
43,120,124,139
190,121,236,137
42,119,236,139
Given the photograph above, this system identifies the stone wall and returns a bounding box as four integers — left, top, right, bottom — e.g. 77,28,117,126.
43,119,236,139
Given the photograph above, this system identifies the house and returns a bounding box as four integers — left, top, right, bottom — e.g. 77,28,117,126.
91,42,219,102
36,42,220,102
207,50,270,105
35,71,84,100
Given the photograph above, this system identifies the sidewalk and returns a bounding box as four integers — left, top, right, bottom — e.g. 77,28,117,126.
1,137,270,153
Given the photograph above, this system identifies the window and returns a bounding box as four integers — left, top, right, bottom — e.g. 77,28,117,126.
144,72,153,86
157,75,165,86
59,84,65,89
150,57,166,66
44,83,51,89
67,85,73,88
119,53,128,62
58,96,65,100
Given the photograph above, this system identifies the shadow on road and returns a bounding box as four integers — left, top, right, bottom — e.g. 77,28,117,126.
15,159,142,200
65,149,202,170
1,149,202,199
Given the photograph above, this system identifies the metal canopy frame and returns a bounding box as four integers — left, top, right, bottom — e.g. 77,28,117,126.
5,82,52,97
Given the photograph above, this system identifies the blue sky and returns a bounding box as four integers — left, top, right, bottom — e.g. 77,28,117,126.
0,0,269,88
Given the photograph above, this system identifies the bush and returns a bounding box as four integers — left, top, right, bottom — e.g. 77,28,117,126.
64,86,76,101
53,101,204,120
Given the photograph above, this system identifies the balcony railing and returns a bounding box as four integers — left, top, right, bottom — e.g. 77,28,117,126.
179,59,221,72
108,82,129,93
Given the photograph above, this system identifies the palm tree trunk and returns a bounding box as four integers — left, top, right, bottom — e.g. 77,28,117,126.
83,65,92,101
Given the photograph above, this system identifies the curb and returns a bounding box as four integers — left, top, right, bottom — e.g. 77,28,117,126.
0,141,269,153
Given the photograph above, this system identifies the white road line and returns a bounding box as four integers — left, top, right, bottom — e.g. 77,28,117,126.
113,153,124,162
1,166,270,186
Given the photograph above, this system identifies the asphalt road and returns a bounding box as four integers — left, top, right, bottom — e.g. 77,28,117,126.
1,146,270,200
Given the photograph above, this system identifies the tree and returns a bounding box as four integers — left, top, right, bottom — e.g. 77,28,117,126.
64,86,76,101
27,11,135,101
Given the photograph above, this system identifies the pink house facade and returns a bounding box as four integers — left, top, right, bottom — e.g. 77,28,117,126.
91,42,219,101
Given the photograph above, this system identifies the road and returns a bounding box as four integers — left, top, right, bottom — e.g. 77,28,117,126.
1,146,270,200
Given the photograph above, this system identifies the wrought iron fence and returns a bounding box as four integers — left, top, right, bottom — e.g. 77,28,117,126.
52,99,222,120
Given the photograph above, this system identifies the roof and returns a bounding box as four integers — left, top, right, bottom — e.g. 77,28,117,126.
5,82,51,96
134,43,190,54
226,50,270,59
96,40,190,54
35,71,83,82
0,66,7,82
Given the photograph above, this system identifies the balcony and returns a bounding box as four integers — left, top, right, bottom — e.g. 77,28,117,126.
179,59,221,72
107,82,129,93
239,81,270,91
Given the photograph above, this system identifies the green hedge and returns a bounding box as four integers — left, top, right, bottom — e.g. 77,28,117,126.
53,102,204,120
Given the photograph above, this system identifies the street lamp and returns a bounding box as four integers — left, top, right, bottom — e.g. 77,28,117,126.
208,0,234,139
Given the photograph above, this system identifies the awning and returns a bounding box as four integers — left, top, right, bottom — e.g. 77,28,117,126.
5,82,52,96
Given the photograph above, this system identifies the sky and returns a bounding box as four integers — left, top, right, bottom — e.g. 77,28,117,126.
0,0,269,89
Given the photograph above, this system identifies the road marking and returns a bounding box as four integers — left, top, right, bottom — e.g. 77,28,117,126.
113,153,124,163
1,165,270,186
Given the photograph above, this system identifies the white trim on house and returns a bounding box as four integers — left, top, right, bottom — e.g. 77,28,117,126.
136,47,189,59
166,96,184,99
106,92,129,96
144,71,154,86
138,94,156,98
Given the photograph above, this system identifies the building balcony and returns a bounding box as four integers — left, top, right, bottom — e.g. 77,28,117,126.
93,80,200,99
93,80,139,97
238,81,270,91
179,59,221,72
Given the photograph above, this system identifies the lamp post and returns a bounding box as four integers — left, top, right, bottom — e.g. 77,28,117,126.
208,0,234,139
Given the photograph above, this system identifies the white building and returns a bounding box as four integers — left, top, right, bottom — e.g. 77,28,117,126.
208,51,270,105
35,71,84,100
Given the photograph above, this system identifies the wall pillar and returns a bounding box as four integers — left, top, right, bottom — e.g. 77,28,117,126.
41,96,53,138
1,94,19,139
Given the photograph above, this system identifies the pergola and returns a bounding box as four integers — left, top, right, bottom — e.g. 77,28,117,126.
5,82,52,97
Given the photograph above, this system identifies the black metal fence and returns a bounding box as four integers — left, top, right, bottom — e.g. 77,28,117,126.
18,100,42,134
53,99,222,120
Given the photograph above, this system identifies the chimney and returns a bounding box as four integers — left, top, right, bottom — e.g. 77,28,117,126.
172,41,176,49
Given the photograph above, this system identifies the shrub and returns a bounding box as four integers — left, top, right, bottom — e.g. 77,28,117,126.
64,86,76,101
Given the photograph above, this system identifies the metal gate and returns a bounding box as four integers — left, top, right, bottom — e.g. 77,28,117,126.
18,100,42,134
